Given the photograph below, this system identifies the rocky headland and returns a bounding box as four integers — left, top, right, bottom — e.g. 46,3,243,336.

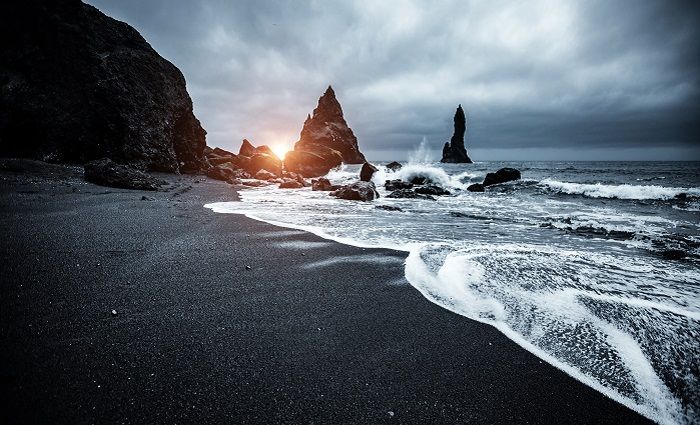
0,0,206,173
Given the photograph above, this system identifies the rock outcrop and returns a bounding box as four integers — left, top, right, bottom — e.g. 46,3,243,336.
386,189,435,201
440,105,472,164
385,179,413,191
415,184,451,196
360,162,378,182
386,161,403,171
0,0,206,173
482,167,521,186
330,181,379,202
285,86,366,177
84,158,165,190
311,178,339,191
284,147,342,178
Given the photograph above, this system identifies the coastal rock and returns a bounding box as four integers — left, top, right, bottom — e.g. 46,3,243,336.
284,147,343,178
246,153,282,176
482,168,521,186
238,139,257,157
360,162,378,182
292,86,366,165
311,178,333,191
376,205,403,212
241,180,269,187
386,189,436,201
279,179,304,189
0,0,206,172
467,183,485,192
386,161,403,171
440,105,473,164
206,164,248,184
415,184,451,196
384,179,413,191
409,176,429,185
330,181,379,202
84,158,164,191
254,169,277,181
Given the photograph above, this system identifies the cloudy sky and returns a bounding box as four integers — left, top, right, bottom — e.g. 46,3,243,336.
89,0,699,161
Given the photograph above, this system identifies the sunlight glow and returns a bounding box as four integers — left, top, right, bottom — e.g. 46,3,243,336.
270,143,290,159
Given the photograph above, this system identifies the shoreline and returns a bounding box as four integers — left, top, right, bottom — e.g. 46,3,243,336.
1,160,652,423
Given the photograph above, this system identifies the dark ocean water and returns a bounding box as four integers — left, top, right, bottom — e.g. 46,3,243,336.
207,160,700,424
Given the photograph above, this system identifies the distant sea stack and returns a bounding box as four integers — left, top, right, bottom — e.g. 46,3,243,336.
440,105,472,164
0,0,206,173
294,86,366,164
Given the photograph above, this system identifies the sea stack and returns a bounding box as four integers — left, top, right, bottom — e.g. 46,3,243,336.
440,105,472,164
0,0,206,173
294,86,366,164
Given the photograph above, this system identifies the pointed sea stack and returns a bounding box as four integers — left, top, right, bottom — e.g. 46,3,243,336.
294,86,366,164
440,105,472,164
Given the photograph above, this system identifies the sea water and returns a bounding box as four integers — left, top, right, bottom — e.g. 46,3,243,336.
206,160,700,424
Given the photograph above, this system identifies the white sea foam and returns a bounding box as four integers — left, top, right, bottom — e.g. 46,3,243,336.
204,161,700,424
541,179,700,200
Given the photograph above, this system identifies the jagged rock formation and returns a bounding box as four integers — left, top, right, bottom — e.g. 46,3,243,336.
440,105,472,164
293,86,366,164
0,0,206,173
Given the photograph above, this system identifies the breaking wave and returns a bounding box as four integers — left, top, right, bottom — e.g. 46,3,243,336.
205,160,700,424
540,180,700,200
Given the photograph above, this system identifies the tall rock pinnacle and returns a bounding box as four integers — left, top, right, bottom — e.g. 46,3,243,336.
440,105,472,163
293,86,366,164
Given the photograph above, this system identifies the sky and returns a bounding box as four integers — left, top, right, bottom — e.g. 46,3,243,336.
88,0,700,161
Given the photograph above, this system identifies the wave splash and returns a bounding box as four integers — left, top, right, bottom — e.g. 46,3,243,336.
204,160,700,424
540,179,700,200
406,243,699,425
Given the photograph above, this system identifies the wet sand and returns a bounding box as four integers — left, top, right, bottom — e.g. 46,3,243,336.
0,160,651,424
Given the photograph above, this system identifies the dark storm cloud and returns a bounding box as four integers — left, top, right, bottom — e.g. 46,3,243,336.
88,0,700,160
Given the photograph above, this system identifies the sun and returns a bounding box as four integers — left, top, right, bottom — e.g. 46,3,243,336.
270,143,290,159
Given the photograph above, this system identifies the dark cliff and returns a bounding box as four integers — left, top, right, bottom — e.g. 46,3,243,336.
0,0,206,173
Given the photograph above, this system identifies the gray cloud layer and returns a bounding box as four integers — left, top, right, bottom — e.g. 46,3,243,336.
88,0,700,160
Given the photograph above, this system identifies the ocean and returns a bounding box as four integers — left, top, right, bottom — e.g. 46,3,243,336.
206,160,700,424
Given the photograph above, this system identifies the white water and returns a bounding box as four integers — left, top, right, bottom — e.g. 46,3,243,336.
205,161,700,424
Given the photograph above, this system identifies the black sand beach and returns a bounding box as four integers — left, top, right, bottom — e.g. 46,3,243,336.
0,160,652,424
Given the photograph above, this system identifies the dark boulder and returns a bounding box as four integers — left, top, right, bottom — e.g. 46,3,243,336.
467,183,485,192
330,181,379,201
284,146,343,178
206,165,247,184
384,179,413,191
311,177,333,191
254,169,277,181
292,86,366,164
482,168,521,187
440,105,472,164
279,179,304,189
386,189,435,201
376,205,403,212
246,153,282,176
409,176,429,185
360,162,378,182
386,161,402,171
415,184,451,196
84,158,164,190
0,1,206,172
